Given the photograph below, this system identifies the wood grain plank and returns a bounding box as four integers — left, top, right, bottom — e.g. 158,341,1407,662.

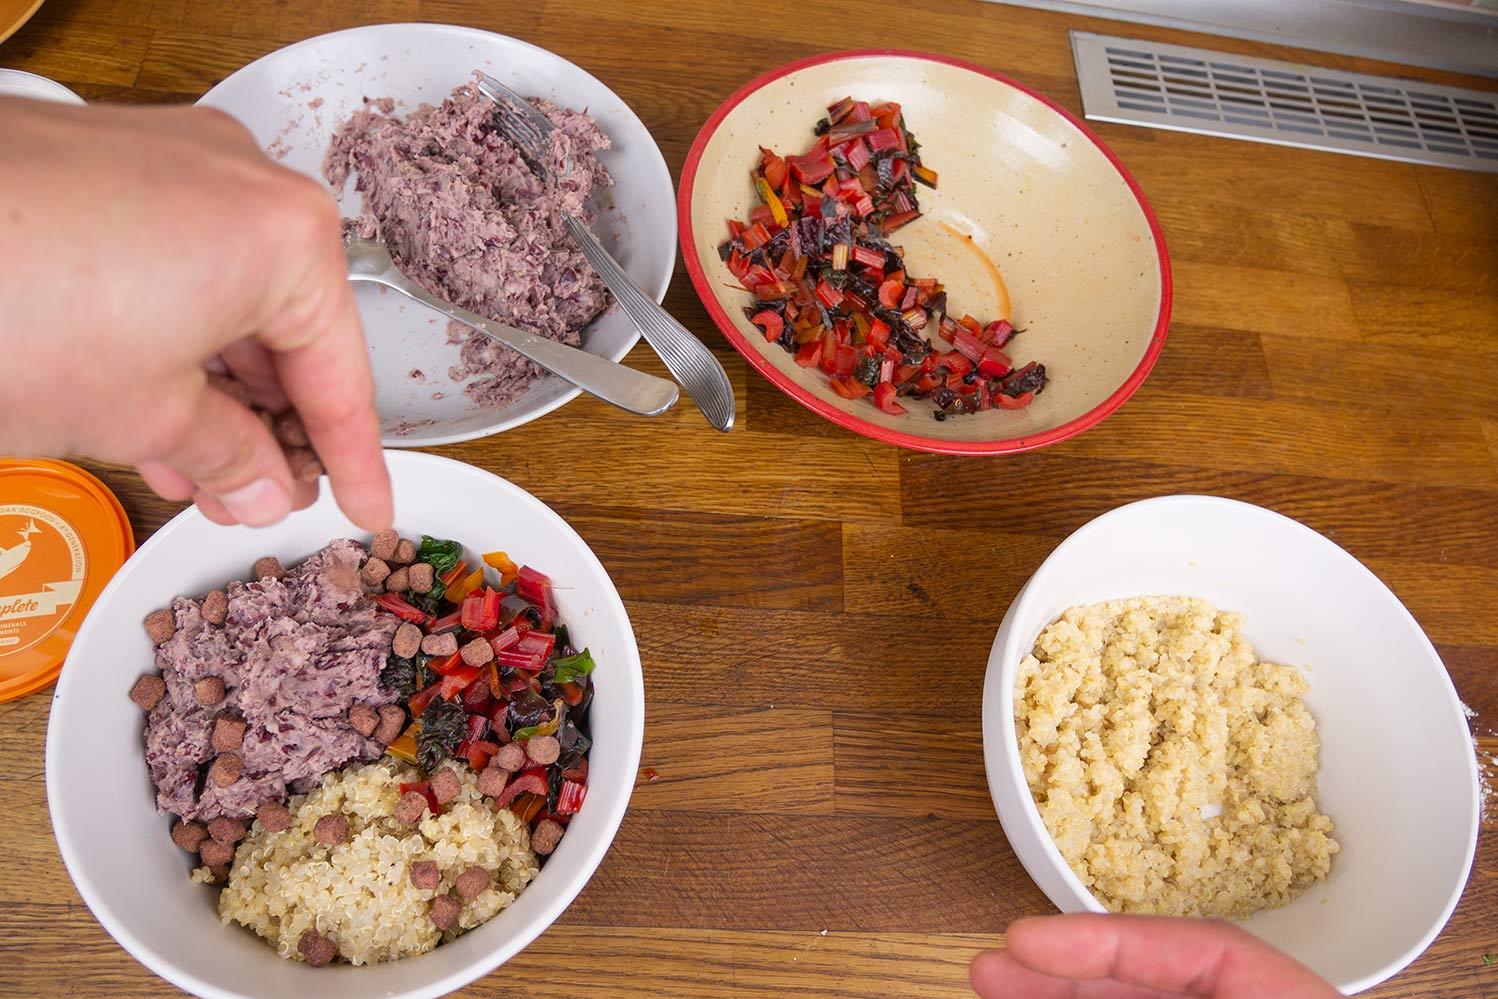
1442,646,1498,720
1418,167,1498,244
560,810,1042,931
1260,334,1498,420
0,698,48,782
428,422,903,526
1167,260,1359,339
550,503,844,612
1139,323,1272,398
842,524,1053,624
899,453,1498,567
0,17,150,87
1349,282,1498,355
834,712,994,820
493,926,997,999
1055,392,1498,490
632,704,834,814
631,602,994,715
146,0,422,38
1366,561,1498,647
136,30,293,94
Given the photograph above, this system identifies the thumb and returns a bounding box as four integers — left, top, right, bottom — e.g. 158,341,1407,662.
158,381,299,527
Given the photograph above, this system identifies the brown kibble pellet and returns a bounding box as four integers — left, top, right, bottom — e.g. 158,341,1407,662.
198,837,234,867
257,802,292,834
407,562,434,591
206,863,230,885
170,820,207,853
252,556,284,581
454,865,490,900
348,703,379,738
392,622,422,659
530,818,564,856
490,742,527,774
143,608,176,645
298,930,337,968
201,589,228,626
194,676,227,707
274,410,310,448
313,814,349,845
208,816,247,844
421,631,458,657
394,791,428,825
286,447,323,483
361,556,391,587
370,530,399,562
429,893,461,931
374,704,406,745
525,734,560,767
130,674,167,711
476,766,509,797
460,636,494,667
208,753,242,788
385,566,410,593
392,539,417,565
429,767,462,805
210,715,246,753
409,860,441,890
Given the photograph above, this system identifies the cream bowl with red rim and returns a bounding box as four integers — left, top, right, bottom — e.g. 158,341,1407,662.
678,49,1170,453
45,451,645,999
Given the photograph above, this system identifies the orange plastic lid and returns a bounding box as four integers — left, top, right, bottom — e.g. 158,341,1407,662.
0,459,134,702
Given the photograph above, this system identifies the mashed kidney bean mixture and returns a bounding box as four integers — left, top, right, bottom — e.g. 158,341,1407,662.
324,81,615,410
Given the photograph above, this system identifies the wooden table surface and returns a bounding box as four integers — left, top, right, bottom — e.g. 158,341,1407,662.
3,0,1497,996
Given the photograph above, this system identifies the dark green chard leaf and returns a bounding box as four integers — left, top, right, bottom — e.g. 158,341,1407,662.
418,535,463,575
380,652,433,698
551,648,595,685
417,696,467,771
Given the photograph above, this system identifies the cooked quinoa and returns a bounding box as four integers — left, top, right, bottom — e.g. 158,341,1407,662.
1015,596,1339,920
205,760,537,965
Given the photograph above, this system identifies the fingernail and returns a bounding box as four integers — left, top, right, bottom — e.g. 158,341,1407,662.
218,478,291,528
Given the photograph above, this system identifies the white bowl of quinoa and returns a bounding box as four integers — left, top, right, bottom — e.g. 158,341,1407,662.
198,24,678,447
980,495,1479,995
46,451,645,999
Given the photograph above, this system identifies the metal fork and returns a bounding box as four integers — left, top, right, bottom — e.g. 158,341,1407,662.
476,74,735,433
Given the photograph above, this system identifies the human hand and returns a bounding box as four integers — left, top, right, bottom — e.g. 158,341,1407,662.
970,914,1342,998
0,98,390,530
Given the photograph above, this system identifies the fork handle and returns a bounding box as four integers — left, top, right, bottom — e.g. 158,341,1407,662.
564,214,736,432
350,272,679,418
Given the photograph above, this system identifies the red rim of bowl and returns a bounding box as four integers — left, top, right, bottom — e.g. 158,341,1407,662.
677,48,1173,455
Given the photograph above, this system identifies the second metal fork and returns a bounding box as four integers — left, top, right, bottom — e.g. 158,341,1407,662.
476,74,735,433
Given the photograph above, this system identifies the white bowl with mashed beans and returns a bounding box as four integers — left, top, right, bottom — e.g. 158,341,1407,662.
981,495,1479,995
198,24,677,447
46,451,645,999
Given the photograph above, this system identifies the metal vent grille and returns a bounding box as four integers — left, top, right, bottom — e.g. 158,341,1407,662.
1071,30,1498,173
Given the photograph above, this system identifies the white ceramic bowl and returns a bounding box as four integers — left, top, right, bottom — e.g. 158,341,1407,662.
981,495,1479,994
0,67,85,104
198,23,677,448
46,451,645,999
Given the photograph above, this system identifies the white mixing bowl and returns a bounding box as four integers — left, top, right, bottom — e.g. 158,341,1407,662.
981,495,1479,994
46,451,644,998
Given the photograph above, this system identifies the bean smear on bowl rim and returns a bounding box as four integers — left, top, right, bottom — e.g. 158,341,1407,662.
717,96,1048,418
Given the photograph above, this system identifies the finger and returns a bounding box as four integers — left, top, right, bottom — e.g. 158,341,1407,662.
161,384,297,528
219,338,290,412
257,200,391,532
138,462,195,503
289,475,319,512
971,950,1177,999
192,491,238,527
1003,915,1339,998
